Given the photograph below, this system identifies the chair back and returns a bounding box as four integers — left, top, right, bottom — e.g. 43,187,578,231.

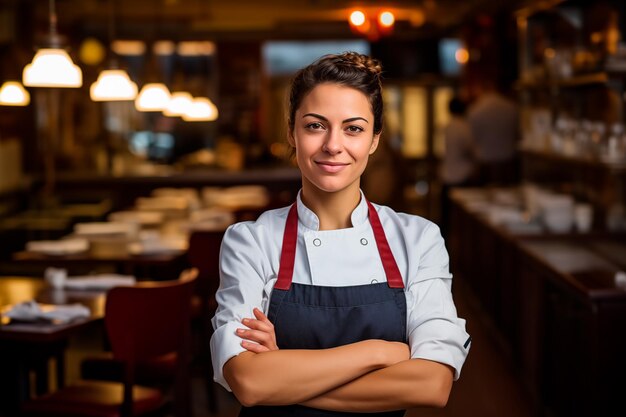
187,230,224,301
105,269,198,363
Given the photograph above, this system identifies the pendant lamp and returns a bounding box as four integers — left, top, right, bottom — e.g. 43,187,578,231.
134,26,172,112
0,81,30,106
23,0,82,88
90,69,138,101
90,0,137,101
136,82,171,111
163,91,193,117
182,97,218,122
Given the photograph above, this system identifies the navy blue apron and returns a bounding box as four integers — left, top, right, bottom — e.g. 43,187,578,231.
240,200,407,417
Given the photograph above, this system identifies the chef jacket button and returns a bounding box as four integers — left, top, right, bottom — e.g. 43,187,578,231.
371,279,378,284
360,238,368,246
313,238,322,247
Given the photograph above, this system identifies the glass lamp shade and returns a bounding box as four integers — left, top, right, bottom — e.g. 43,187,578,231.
135,83,171,111
163,91,193,117
90,69,138,101
23,48,83,88
182,97,218,121
0,81,30,106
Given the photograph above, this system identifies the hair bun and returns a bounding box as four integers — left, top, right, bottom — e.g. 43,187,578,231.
341,52,383,77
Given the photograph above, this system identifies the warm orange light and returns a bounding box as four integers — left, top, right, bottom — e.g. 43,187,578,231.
379,11,395,27
350,10,366,26
455,48,469,64
590,32,602,44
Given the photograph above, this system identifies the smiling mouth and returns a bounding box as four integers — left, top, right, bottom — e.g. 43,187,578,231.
315,161,349,173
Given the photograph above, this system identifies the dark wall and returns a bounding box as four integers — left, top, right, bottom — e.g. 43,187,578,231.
371,39,441,79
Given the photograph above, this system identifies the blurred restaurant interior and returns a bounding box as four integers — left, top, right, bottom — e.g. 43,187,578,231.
1,0,626,416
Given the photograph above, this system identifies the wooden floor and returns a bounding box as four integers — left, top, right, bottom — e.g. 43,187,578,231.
404,278,535,417
64,276,536,417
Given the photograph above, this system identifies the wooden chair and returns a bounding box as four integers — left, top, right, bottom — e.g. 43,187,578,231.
21,268,198,417
186,230,225,413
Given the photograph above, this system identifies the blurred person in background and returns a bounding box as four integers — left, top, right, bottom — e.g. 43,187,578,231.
439,95,476,239
467,80,519,185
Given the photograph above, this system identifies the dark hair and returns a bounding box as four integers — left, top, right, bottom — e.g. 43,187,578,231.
448,97,467,116
287,52,384,136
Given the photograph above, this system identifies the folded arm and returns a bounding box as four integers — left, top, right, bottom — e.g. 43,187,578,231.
301,358,454,412
223,339,410,407
232,305,456,411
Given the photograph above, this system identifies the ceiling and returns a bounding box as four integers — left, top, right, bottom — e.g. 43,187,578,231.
2,0,529,42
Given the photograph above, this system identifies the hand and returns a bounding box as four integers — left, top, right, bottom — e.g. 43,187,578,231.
237,307,279,353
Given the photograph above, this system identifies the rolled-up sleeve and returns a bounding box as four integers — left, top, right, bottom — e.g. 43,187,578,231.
210,223,269,391
406,223,470,380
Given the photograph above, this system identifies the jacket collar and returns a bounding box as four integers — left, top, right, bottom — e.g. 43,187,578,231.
296,190,369,231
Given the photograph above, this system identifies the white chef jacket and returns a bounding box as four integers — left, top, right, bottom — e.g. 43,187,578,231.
210,191,470,391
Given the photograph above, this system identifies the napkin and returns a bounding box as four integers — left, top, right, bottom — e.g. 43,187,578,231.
63,274,136,290
26,238,89,255
4,300,90,324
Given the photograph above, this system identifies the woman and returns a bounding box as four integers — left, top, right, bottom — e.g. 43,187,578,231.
211,52,470,416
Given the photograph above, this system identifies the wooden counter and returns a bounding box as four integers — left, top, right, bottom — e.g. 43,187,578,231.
52,166,302,210
449,188,626,417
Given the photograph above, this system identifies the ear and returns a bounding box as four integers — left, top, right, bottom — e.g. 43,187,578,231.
369,133,380,155
287,129,296,148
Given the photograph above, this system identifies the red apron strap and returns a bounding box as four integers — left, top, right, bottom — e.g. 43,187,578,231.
275,204,298,290
367,200,405,289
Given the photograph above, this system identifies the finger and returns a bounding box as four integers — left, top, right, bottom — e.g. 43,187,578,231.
253,308,273,326
252,307,271,323
242,318,273,332
241,340,269,353
237,328,272,345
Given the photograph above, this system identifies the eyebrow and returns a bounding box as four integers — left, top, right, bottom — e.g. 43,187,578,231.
302,113,369,124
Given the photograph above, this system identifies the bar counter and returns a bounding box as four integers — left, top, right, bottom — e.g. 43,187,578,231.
38,166,302,213
449,188,626,417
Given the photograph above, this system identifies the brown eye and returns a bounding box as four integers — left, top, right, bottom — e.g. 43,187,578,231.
306,122,324,130
346,125,364,134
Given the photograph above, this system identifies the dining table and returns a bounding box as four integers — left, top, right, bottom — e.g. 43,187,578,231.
11,248,188,281
0,276,106,417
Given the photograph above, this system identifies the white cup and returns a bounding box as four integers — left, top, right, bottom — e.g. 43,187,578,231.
574,203,593,233
44,267,67,289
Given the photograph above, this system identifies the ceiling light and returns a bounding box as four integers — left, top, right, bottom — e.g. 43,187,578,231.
182,97,218,122
153,40,176,56
135,83,171,111
111,40,147,56
0,81,30,106
348,9,396,41
79,37,106,66
455,48,470,64
177,41,216,57
350,10,366,27
22,0,82,88
23,48,82,88
163,91,193,117
90,69,138,101
90,0,138,102
379,11,395,28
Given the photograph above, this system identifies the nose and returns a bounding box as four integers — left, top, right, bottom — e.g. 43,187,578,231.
322,129,342,155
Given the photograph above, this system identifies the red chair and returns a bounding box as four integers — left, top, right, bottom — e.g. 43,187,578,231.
187,230,225,413
187,230,224,320
21,269,198,417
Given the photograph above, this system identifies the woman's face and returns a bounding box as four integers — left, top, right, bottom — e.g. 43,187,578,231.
289,83,380,196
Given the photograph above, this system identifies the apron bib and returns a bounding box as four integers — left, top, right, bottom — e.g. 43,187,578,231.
240,200,407,417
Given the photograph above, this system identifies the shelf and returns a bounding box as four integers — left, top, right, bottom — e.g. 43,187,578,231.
520,148,626,172
515,72,609,90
